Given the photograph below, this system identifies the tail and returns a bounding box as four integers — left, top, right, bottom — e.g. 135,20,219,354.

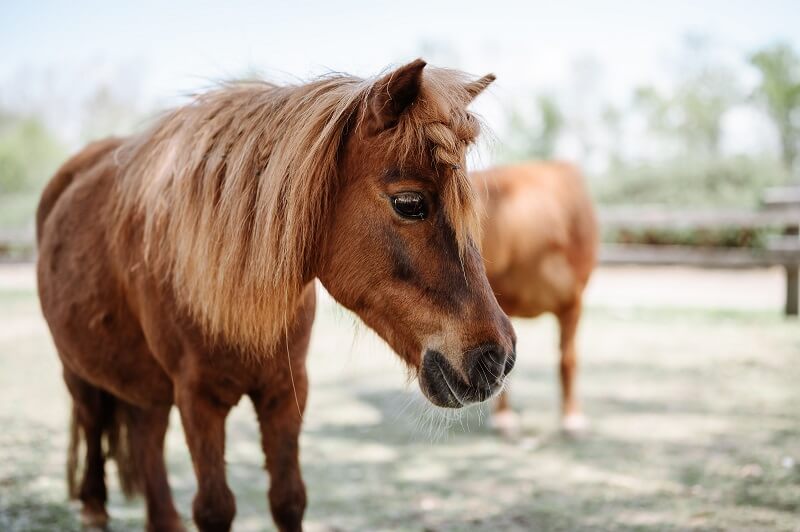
66,394,144,499
66,407,81,498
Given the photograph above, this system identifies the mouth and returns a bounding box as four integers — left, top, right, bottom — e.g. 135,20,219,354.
418,349,511,408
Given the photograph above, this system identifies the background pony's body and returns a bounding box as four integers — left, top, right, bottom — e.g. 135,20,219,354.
472,162,598,431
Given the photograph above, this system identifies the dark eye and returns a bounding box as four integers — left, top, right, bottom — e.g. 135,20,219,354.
391,192,428,220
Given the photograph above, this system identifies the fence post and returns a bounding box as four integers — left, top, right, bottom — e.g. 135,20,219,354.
786,224,799,317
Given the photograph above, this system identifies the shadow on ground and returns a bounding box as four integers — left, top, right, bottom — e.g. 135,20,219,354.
1,274,799,531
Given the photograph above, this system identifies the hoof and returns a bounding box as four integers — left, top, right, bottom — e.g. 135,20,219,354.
80,505,109,530
490,409,522,439
560,412,588,434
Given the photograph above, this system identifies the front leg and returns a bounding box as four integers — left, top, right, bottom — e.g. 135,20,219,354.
251,365,308,532
175,381,236,532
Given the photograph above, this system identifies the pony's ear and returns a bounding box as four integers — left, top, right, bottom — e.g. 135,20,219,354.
367,58,426,134
464,73,496,103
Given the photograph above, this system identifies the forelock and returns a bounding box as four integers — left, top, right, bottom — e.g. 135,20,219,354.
384,67,485,256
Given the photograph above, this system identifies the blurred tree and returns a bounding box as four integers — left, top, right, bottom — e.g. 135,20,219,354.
633,36,741,159
567,56,605,164
632,85,672,143
601,104,624,168
503,94,564,161
675,68,739,156
80,84,146,143
0,113,65,194
634,76,740,159
750,43,800,175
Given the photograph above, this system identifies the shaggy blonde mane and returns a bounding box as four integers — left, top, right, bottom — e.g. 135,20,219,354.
111,65,488,352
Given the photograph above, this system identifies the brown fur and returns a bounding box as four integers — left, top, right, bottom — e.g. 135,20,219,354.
110,65,488,353
471,161,598,427
37,60,515,532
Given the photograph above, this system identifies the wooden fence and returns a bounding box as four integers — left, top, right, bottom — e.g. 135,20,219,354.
0,228,34,264
599,187,800,316
3,187,800,315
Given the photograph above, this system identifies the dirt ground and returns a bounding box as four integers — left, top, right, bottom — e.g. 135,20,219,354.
1,264,798,531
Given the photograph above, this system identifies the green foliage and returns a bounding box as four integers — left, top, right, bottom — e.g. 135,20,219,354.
500,94,564,161
750,43,800,173
606,226,770,249
0,82,145,234
633,61,741,157
593,155,791,207
0,115,65,195
0,193,39,233
499,38,800,227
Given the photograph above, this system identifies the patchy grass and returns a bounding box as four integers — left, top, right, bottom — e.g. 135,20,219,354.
1,268,799,531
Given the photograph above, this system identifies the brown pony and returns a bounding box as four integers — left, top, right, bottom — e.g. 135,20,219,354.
471,162,598,434
36,59,516,532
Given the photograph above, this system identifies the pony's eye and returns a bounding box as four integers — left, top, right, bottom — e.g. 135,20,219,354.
391,192,427,220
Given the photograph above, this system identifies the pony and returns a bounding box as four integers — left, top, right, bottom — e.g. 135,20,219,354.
470,162,598,434
36,59,516,532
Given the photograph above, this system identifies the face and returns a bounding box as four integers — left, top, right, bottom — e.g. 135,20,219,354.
318,132,516,409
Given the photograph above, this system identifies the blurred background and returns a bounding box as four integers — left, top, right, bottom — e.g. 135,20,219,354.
3,1,800,270
2,1,800,232
1,1,799,531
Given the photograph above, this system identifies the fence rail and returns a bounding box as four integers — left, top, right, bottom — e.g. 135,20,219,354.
600,244,800,269
0,229,35,263
598,187,800,316
3,188,800,314
599,207,800,231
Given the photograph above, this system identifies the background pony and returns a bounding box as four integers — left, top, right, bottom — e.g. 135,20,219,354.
36,60,515,531
471,162,598,435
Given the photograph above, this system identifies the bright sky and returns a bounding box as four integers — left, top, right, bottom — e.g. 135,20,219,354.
2,0,799,160
4,0,798,94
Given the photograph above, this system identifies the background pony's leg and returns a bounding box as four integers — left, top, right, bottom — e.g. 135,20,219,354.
491,389,521,438
251,370,307,532
558,298,587,432
175,383,236,532
63,368,111,528
126,404,184,532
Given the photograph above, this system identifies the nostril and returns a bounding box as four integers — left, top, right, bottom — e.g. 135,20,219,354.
466,343,507,386
484,345,506,369
503,351,516,376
